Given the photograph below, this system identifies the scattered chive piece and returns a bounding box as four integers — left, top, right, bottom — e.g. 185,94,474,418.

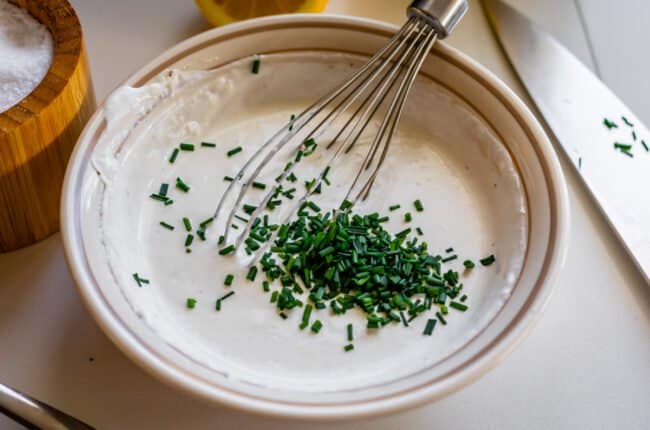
460,294,468,302
389,204,401,211
450,301,468,312
227,146,243,157
179,142,195,151
614,142,633,151
224,274,235,286
642,140,649,152
219,245,236,255
199,217,214,228
423,318,437,336
201,141,216,148
404,212,412,222
436,311,447,325
252,181,267,190
246,266,258,281
578,157,582,169
270,291,279,303
159,183,169,197
186,298,196,309
219,291,235,301
196,229,206,241
300,304,313,330
480,254,496,266
169,148,180,163
441,255,457,263
347,323,354,341
463,259,475,269
149,193,168,203
311,320,323,333
343,344,354,352
164,199,174,206
416,227,423,236
132,273,149,287
413,199,423,212
218,235,225,245
251,57,261,74
262,281,270,292
243,204,257,215
340,199,353,210
445,247,454,253
279,312,288,320
176,177,190,193
223,176,234,182
632,131,637,141
160,221,174,231
184,234,194,247
182,217,192,232
621,150,634,158
622,116,633,127
289,114,296,131
603,118,618,130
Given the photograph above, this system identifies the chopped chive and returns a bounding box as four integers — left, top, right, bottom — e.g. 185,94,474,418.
160,221,174,231
164,199,174,206
201,141,216,148
310,320,323,333
196,229,206,241
132,273,149,287
199,217,214,228
445,247,454,253
227,146,243,157
252,181,266,190
219,291,235,302
149,193,168,203
340,199,353,210
347,323,353,341
423,318,437,335
343,344,354,352
460,294,468,302
184,234,194,247
480,254,496,266
614,142,633,151
182,217,192,232
219,245,236,255
186,298,197,309
218,235,225,245
223,274,234,286
289,114,296,131
416,227,423,236
642,140,649,152
389,204,401,211
463,259,475,269
622,116,633,127
603,118,618,130
262,281,270,292
632,131,637,141
270,291,279,303
436,311,447,325
400,311,409,327
179,142,195,151
404,212,412,222
176,177,190,192
246,266,258,281
621,150,634,158
413,199,424,212
441,255,457,263
159,183,169,197
169,148,180,163
300,304,313,330
243,204,257,215
251,57,261,74
223,176,234,182
578,157,582,169
279,312,288,320
450,301,468,312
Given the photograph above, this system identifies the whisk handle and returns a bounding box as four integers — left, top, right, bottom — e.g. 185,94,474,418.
407,0,468,38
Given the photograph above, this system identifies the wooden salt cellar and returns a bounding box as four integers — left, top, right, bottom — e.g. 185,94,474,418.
0,0,95,252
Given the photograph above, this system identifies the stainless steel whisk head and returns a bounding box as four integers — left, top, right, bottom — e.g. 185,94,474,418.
215,0,468,252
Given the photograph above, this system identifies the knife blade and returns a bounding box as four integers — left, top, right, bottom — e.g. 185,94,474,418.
483,0,649,284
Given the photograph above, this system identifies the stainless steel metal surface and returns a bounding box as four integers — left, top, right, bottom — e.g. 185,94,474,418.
484,0,650,283
407,0,468,37
0,383,95,429
215,1,467,255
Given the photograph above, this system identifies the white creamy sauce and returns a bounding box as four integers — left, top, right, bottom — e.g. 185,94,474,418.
86,52,527,391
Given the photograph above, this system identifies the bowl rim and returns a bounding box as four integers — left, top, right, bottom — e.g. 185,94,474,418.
61,13,569,420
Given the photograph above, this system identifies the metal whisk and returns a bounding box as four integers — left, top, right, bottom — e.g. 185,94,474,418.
215,0,468,252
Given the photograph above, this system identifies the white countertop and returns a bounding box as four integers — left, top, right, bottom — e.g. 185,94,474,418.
1,1,649,429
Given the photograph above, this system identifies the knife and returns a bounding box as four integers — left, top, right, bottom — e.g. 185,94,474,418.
483,0,649,284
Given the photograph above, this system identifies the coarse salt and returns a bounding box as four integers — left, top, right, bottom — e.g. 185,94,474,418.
0,0,53,113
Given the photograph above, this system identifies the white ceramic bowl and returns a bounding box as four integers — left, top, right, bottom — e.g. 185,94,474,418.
61,14,568,420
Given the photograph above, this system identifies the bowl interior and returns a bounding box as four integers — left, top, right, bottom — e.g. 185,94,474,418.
62,15,566,418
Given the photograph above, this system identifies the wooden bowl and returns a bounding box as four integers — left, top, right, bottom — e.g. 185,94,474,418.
0,0,95,252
